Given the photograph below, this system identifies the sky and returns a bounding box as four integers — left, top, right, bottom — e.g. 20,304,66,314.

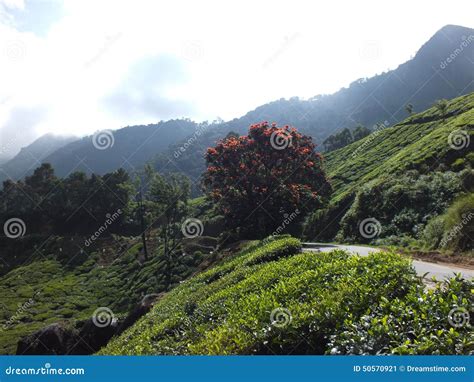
0,0,473,159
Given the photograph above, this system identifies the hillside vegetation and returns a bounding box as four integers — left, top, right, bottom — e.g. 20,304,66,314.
325,93,473,201
0,235,211,354
102,237,473,355
305,92,474,244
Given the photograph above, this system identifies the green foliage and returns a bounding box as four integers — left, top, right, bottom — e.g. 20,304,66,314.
101,237,470,355
0,164,130,237
203,122,331,239
337,171,463,244
0,236,209,354
441,193,474,251
329,275,473,354
305,93,474,242
323,125,372,152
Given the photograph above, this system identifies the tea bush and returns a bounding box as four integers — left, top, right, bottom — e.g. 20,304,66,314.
101,236,473,355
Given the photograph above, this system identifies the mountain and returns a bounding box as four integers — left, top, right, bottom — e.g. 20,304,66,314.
0,134,76,182
0,119,199,183
2,25,473,188
153,24,474,184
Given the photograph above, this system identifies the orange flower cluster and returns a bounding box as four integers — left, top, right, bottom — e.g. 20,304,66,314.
203,122,332,237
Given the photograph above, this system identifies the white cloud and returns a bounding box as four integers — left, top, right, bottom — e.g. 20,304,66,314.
0,0,473,158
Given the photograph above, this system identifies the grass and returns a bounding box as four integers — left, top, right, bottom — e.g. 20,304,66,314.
101,236,472,355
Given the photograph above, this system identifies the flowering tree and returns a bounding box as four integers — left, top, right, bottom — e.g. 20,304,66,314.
203,122,331,238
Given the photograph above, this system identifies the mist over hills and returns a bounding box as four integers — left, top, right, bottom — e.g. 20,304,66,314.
1,24,473,185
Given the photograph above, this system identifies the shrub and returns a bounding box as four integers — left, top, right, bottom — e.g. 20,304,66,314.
328,275,473,355
441,193,474,251
102,238,450,355
337,171,463,244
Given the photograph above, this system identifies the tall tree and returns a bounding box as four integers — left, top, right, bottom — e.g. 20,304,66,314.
203,122,331,238
149,172,190,289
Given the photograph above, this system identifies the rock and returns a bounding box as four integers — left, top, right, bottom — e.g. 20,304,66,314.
16,318,119,355
16,293,163,355
16,323,75,355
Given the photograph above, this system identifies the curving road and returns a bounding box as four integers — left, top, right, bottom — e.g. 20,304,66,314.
302,243,474,281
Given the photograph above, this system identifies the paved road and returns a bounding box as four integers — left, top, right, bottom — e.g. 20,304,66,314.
303,243,474,281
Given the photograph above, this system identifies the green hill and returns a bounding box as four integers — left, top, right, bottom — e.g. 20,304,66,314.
101,237,472,355
304,93,474,243
0,235,211,354
325,93,474,201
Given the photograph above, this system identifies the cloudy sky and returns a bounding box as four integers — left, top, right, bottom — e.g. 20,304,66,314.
0,0,472,158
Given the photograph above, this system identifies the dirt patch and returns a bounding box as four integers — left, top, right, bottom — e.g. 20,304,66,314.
403,250,474,270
